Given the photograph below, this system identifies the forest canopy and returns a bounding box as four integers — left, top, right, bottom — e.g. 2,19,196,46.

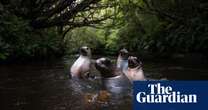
0,0,208,61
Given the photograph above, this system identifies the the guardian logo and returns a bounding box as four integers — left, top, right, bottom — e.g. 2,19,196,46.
136,83,197,103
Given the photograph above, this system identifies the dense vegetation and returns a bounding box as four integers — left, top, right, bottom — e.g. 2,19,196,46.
0,0,208,61
117,0,208,57
0,0,117,60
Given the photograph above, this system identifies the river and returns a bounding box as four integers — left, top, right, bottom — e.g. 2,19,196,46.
0,57,208,110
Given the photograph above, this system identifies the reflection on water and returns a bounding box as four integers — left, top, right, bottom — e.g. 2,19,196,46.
0,58,208,110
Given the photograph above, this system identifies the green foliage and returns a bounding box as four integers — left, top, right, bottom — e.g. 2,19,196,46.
1,0,208,61
66,0,208,57
65,27,105,54
0,11,64,61
115,0,208,56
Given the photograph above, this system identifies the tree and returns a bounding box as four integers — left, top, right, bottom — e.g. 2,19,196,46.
116,0,208,55
0,0,121,60
1,0,119,33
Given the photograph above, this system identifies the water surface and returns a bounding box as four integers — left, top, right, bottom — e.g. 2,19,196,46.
0,58,208,110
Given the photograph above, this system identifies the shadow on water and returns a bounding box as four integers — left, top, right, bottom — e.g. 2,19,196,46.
0,58,208,110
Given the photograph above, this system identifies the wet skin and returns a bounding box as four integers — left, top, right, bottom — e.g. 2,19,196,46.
127,56,145,81
117,49,129,74
70,46,92,79
95,58,131,93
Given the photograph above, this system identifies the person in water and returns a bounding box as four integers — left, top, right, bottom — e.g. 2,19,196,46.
70,46,92,79
95,57,131,93
116,48,129,75
127,56,146,81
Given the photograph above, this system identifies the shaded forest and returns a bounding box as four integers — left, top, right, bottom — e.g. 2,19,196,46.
0,0,208,61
